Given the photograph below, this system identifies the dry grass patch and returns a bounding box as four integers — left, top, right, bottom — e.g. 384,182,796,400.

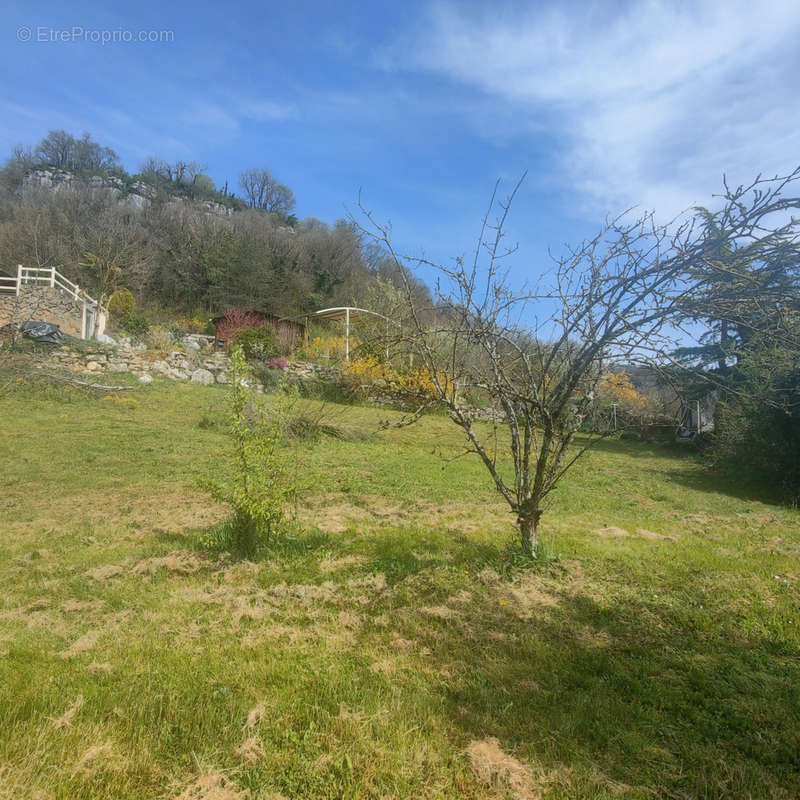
50,694,84,728
243,702,265,730
61,599,105,613
420,605,458,620
466,737,540,800
173,770,250,800
3,487,226,540
72,742,116,777
84,564,125,581
300,493,509,536
298,496,374,533
503,575,560,620
268,580,339,604
370,657,399,676
59,629,100,659
337,610,363,629
318,555,369,572
593,526,630,538
635,528,671,541
132,549,206,576
236,735,265,764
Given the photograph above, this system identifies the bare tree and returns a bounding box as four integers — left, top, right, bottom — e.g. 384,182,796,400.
356,169,800,556
35,130,120,172
239,167,295,215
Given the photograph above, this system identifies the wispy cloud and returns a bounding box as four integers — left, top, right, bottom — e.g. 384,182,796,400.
240,98,296,121
184,102,241,134
385,0,800,217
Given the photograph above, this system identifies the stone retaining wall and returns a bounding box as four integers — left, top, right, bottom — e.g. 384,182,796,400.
0,287,97,339
38,338,337,388
25,339,501,419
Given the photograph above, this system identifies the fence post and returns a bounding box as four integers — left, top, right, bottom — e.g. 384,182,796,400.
50,267,55,288
16,264,22,297
345,307,350,361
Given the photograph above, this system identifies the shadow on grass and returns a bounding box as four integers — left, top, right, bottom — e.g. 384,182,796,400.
359,528,524,584
663,462,789,507
418,583,800,798
188,519,333,562
582,434,701,462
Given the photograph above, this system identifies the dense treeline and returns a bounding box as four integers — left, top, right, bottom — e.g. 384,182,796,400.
672,207,800,499
0,130,431,318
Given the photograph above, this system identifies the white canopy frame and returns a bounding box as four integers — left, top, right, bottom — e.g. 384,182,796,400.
293,306,398,360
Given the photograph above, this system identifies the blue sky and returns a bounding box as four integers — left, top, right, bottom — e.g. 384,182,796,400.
3,0,800,290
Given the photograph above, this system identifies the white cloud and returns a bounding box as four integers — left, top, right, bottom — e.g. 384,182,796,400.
388,0,800,218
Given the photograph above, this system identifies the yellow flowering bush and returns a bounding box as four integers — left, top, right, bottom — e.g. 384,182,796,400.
340,357,451,408
300,335,359,362
177,315,207,334
598,371,651,413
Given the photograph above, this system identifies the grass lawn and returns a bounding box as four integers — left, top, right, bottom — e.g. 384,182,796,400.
0,378,798,799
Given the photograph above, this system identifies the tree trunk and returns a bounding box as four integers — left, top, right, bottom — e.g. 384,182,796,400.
518,509,542,557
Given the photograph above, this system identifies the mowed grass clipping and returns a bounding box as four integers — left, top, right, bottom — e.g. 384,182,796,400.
0,378,798,799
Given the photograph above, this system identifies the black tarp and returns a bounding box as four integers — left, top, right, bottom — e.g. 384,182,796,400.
20,321,66,344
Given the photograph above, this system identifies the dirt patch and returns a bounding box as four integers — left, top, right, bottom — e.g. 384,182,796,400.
132,550,206,576
173,770,250,800
466,737,539,800
51,695,84,728
59,630,100,659
84,564,125,581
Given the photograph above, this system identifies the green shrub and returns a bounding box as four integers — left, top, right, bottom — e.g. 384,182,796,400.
234,326,281,361
201,347,297,557
108,288,135,319
123,312,151,337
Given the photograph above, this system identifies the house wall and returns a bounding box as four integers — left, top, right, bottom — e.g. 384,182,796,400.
214,314,305,355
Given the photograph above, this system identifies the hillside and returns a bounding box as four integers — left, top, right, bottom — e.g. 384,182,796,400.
0,131,431,323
